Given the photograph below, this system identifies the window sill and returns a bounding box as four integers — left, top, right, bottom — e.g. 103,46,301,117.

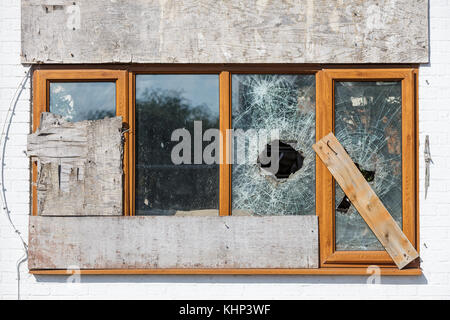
29,268,422,276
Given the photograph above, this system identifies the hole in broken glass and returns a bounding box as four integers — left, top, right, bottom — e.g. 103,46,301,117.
337,162,375,213
257,140,304,180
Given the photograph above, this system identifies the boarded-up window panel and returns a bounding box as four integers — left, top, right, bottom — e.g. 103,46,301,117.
27,113,123,216
313,133,418,269
21,1,428,64
28,216,319,270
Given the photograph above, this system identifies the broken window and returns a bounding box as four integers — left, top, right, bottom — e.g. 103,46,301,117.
258,140,305,179
135,75,220,216
334,81,403,251
49,82,116,121
31,67,419,273
231,74,316,216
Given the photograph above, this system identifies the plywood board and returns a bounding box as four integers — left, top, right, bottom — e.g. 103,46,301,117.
21,0,428,64
28,216,319,269
313,132,419,269
27,113,123,216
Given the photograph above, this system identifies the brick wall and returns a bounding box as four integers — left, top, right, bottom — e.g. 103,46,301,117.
1,0,449,299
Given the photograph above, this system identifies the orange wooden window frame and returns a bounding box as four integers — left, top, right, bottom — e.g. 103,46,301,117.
31,65,420,274
316,69,418,268
32,69,129,216
127,67,318,217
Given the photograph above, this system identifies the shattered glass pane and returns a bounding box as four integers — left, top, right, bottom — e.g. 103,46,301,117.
231,74,316,215
258,140,305,179
135,74,220,216
49,82,116,122
334,81,402,251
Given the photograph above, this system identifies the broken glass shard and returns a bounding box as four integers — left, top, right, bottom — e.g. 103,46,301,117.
334,81,402,251
258,140,305,179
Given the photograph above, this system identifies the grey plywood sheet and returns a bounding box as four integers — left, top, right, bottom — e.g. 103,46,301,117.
27,113,123,216
29,216,319,269
21,0,429,64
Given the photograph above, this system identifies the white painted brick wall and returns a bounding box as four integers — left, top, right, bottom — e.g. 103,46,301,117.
1,0,450,299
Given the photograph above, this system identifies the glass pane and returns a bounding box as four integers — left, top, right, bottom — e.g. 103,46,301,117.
231,74,316,216
334,81,402,251
135,74,219,216
49,82,116,122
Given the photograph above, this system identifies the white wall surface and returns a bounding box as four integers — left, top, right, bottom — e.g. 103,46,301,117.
1,0,449,299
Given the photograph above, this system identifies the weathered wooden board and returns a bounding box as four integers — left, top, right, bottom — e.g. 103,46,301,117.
313,133,419,269
28,216,319,269
21,0,429,64
27,113,123,216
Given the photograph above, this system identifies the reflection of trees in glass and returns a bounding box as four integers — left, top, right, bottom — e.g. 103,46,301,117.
49,82,116,122
135,88,219,215
50,87,76,121
136,88,219,165
334,81,402,251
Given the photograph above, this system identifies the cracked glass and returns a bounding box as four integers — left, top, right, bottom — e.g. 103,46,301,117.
334,81,402,251
231,74,316,216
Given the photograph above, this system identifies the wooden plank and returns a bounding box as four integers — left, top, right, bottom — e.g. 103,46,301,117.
313,132,419,269
27,113,123,216
28,216,319,269
21,0,428,64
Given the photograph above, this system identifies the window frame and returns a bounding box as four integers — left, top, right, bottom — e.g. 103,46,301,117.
317,69,418,268
31,65,420,275
32,69,129,216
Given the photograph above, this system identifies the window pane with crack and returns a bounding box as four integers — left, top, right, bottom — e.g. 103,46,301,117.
334,81,402,250
231,74,316,216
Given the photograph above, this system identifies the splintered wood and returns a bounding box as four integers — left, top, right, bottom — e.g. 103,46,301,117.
27,113,123,216
313,133,419,269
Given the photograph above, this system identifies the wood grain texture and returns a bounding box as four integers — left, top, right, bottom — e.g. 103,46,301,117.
28,216,319,269
313,133,419,269
21,0,428,64
27,113,123,216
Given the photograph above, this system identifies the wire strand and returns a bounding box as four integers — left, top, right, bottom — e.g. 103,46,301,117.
0,68,31,300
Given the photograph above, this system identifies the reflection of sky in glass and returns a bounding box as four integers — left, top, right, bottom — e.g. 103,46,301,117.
136,75,219,117
49,82,116,122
